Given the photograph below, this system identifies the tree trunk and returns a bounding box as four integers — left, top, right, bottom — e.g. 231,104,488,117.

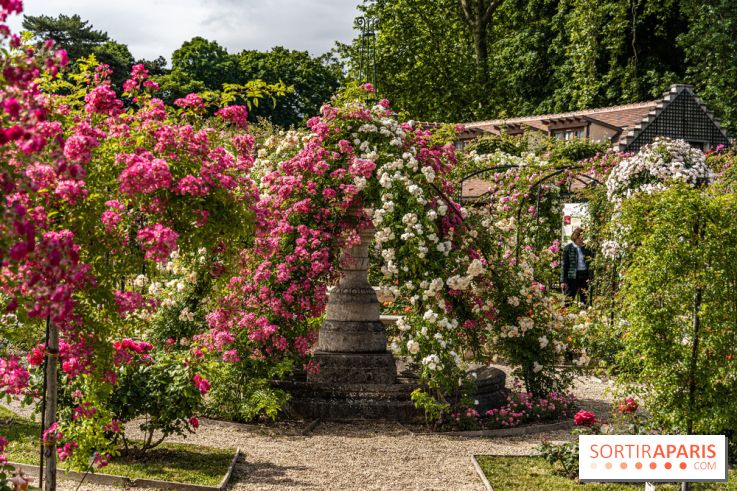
43,323,59,491
469,20,489,85
459,0,500,88
683,216,704,491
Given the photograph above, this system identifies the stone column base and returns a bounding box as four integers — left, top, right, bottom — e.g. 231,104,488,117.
307,351,398,385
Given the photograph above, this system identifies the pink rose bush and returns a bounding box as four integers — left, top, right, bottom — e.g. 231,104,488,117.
0,0,257,470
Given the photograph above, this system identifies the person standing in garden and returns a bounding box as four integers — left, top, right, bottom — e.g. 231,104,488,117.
560,227,593,304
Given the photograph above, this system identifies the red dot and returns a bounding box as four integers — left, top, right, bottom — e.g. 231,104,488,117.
620,462,628,469
680,462,687,470
605,462,613,469
650,462,657,469
636,462,643,469
665,462,672,470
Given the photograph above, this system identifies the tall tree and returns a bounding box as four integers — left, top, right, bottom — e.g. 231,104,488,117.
679,0,737,134
22,14,134,88
458,0,502,86
238,47,343,126
22,14,108,60
136,56,169,77
170,37,239,90
341,0,701,125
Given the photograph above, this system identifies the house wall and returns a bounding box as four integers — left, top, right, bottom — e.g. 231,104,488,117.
588,124,619,143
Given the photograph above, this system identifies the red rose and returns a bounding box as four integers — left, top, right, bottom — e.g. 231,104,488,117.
618,397,638,414
574,409,597,426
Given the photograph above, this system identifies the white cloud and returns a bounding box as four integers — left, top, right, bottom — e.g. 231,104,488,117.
8,0,360,61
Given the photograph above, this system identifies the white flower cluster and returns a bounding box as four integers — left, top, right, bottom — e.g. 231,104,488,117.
446,259,485,291
600,239,621,260
422,354,442,370
606,137,709,203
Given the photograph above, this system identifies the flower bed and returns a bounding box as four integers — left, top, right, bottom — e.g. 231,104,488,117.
443,389,577,431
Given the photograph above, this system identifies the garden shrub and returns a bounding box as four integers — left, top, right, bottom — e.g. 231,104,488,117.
108,351,207,456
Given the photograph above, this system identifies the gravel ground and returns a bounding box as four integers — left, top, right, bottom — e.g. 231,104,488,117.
13,370,615,491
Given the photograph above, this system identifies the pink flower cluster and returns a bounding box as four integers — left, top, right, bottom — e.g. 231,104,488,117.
484,391,576,429
618,397,638,414
215,105,248,128
136,223,178,262
113,338,153,365
118,153,172,195
174,93,204,111
113,290,144,315
0,356,29,394
84,85,123,116
71,401,97,421
192,374,210,395
42,422,62,444
574,409,597,427
27,338,94,379
57,441,78,461
101,199,125,233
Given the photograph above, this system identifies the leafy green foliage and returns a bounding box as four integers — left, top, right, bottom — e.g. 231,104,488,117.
22,14,108,60
410,388,451,424
157,40,339,126
538,441,580,479
238,47,343,127
0,406,233,486
342,0,737,131
109,352,205,455
610,183,737,436
205,358,293,423
22,14,134,89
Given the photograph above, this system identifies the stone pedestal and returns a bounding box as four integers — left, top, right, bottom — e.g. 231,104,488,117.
278,218,506,422
308,225,398,386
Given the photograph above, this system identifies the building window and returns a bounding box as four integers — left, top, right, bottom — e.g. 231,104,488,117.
553,128,585,141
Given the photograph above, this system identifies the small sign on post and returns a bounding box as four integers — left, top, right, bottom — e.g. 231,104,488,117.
645,483,656,491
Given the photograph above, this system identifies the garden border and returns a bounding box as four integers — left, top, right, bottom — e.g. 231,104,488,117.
470,455,494,491
8,447,240,491
434,420,573,438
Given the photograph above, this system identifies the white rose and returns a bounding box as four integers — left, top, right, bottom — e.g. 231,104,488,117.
407,339,421,355
538,335,549,349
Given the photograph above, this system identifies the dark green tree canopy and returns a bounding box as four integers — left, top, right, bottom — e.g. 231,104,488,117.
158,39,342,127
22,14,134,89
341,0,736,133
171,37,240,90
237,47,343,126
22,14,108,60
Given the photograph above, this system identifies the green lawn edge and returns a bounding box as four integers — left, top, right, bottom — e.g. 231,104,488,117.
475,456,736,491
0,405,234,486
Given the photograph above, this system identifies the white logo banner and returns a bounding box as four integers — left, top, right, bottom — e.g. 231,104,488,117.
579,435,728,482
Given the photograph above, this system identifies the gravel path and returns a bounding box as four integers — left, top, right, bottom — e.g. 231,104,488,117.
18,370,615,491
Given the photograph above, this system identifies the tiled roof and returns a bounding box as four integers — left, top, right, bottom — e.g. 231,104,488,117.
461,177,494,199
464,101,658,135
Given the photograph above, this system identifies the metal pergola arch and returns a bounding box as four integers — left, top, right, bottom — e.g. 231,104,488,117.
455,164,603,262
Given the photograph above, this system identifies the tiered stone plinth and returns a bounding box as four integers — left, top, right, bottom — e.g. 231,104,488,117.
308,224,397,386
279,223,422,421
278,218,506,422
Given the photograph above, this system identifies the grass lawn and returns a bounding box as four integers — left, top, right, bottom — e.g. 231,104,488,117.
476,456,736,491
0,405,234,486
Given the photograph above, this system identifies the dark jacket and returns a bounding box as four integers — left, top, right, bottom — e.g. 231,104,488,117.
560,242,594,282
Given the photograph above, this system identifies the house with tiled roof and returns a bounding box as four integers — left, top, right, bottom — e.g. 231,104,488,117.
459,84,730,152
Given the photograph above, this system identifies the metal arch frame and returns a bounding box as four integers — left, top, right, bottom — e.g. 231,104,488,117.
454,164,603,262
355,16,379,100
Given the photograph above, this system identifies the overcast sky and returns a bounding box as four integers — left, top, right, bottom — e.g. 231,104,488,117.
8,0,362,61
